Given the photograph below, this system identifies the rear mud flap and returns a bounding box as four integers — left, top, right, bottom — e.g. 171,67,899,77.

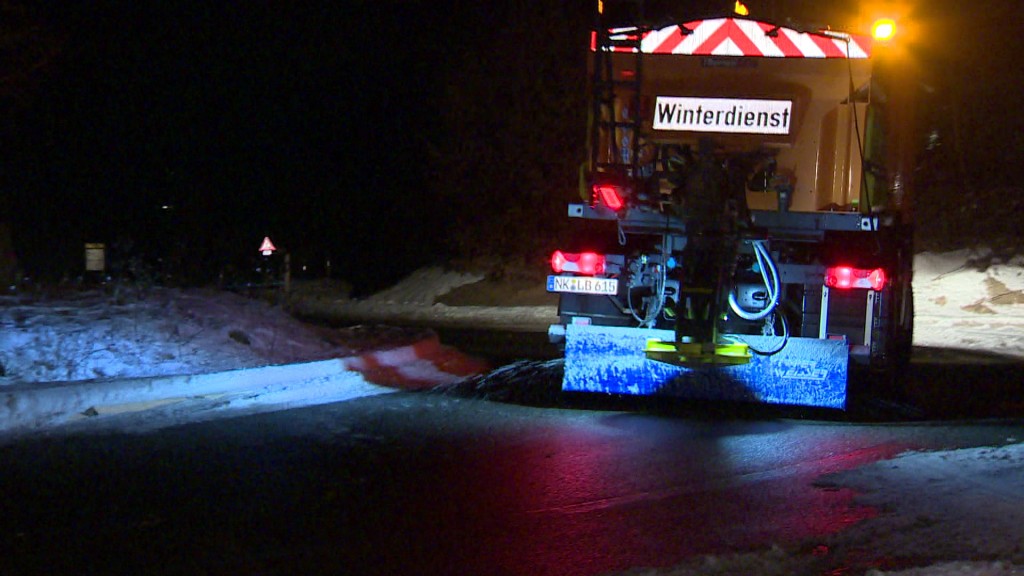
563,324,849,409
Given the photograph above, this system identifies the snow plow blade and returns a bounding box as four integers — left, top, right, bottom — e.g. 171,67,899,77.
563,324,849,409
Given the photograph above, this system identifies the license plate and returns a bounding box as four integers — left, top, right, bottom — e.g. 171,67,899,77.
547,275,618,295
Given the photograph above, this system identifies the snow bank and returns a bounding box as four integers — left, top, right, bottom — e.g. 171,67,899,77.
291,265,559,331
913,251,1024,357
824,442,1024,568
0,285,489,436
361,266,483,305
0,287,347,384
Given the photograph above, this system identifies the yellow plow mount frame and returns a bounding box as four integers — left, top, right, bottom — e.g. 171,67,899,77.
644,339,752,366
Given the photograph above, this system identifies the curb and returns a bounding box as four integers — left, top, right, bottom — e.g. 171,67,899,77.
1,336,490,436
1,358,352,435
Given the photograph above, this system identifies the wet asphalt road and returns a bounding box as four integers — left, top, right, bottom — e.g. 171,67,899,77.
1,379,1022,576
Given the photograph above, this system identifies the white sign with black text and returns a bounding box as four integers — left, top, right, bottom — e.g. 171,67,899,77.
653,96,793,135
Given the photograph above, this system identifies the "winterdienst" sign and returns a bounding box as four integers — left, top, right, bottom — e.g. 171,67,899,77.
653,96,793,135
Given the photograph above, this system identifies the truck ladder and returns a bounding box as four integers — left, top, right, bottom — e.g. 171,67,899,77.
590,0,646,186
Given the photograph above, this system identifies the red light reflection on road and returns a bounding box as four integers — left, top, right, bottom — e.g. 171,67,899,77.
436,419,909,576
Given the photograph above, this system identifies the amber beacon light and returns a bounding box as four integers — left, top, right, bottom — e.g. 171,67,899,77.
871,17,897,42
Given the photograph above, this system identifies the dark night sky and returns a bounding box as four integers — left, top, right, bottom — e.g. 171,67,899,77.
3,1,1023,288
4,1,461,289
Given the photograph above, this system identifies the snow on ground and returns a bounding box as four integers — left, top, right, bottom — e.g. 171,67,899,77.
1,253,1024,575
0,275,494,388
291,266,560,331
0,278,490,437
0,286,352,384
3,250,1020,387
360,266,484,306
913,249,1024,358
823,442,1024,574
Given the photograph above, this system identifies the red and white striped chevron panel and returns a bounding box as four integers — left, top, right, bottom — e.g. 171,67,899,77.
606,18,872,59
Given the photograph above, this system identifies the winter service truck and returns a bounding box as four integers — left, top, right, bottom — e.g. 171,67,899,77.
547,2,923,409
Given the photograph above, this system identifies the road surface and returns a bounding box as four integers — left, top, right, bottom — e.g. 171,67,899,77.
1,385,1020,576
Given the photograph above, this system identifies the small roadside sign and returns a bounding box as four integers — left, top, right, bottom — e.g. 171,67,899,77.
259,236,277,256
85,243,106,272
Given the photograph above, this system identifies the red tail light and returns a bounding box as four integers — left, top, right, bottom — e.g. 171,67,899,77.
825,266,886,291
593,184,625,211
551,250,568,273
551,250,606,275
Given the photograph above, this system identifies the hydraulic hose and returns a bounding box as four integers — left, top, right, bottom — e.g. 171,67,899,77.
627,260,665,328
727,240,780,321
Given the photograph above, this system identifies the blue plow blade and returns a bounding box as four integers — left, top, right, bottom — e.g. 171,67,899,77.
563,324,849,409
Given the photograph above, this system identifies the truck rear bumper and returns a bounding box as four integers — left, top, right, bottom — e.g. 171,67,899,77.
562,324,849,409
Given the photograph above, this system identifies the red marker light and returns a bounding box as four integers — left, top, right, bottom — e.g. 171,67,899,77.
826,266,854,289
577,252,605,275
825,266,886,290
550,250,606,276
868,268,886,291
551,250,568,273
593,184,625,211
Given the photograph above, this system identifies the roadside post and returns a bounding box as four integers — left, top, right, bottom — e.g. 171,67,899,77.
84,242,106,283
